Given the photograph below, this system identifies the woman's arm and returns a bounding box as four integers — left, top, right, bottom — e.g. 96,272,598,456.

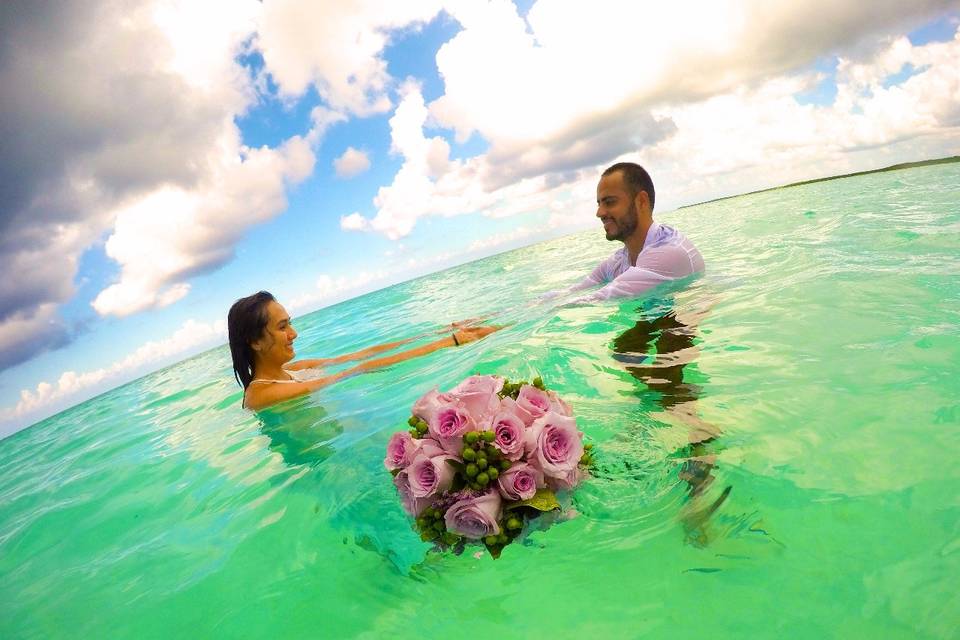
342,325,499,375
287,337,416,370
248,326,501,410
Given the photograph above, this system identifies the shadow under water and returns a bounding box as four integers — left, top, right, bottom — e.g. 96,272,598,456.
609,297,732,547
255,396,343,468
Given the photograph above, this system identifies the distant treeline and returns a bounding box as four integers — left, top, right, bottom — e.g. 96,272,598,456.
679,155,960,209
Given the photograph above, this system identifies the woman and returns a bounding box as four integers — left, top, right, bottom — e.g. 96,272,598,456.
228,291,499,410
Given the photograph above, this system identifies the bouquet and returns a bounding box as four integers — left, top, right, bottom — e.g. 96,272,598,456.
384,374,594,557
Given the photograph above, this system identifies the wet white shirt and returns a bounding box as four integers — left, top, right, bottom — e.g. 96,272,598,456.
571,222,705,301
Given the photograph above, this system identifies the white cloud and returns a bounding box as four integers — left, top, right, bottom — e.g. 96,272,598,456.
256,0,444,114
0,0,319,364
340,212,371,232
342,85,587,239
640,31,960,208
334,146,372,178
92,133,315,317
7,318,226,422
287,270,389,312
467,226,536,252
348,4,960,238
431,0,953,151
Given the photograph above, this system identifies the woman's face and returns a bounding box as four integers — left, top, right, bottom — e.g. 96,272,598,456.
252,300,298,365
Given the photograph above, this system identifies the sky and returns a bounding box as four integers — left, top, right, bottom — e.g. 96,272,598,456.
1,0,959,437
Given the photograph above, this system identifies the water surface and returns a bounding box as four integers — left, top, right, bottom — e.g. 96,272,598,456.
1,163,958,639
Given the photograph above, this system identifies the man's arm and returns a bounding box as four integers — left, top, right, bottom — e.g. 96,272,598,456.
576,245,703,302
540,255,614,301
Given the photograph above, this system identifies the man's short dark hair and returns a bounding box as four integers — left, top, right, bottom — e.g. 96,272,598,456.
602,162,655,211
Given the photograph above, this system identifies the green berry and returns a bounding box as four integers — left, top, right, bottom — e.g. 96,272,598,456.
476,472,489,485
462,448,476,461
487,467,499,480
408,416,418,427
470,482,481,491
533,376,544,389
484,535,498,546
482,431,496,443
486,447,500,461
477,458,488,470
441,532,458,545
465,463,478,477
416,422,428,434
430,508,441,519
500,459,512,471
421,531,435,542
465,432,479,444
584,443,594,451
408,428,419,438
433,521,445,532
506,517,522,530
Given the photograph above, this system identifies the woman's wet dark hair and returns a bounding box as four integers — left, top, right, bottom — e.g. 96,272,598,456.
228,291,275,389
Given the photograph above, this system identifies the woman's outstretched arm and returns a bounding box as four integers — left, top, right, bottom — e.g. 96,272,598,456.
287,337,416,370
246,326,502,410
288,318,498,370
345,326,500,376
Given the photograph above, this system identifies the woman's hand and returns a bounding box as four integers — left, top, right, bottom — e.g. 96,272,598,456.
453,325,502,345
436,317,489,334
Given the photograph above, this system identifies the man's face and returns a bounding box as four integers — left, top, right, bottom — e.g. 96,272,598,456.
596,171,639,242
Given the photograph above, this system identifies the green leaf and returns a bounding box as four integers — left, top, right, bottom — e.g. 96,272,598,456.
506,488,560,512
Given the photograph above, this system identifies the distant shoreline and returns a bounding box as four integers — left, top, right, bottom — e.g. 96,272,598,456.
679,155,960,209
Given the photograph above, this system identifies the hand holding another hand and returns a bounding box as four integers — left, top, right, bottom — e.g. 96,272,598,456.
453,325,502,345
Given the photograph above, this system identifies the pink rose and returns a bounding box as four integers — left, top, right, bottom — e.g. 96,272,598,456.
547,391,574,417
513,384,552,425
393,470,436,517
412,387,456,423
384,431,420,471
428,403,476,454
497,462,544,501
451,374,504,396
407,451,458,498
527,412,584,479
416,438,445,458
490,410,526,461
450,375,504,425
444,490,503,539
546,467,583,491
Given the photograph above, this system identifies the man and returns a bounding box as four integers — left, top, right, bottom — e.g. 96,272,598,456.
570,162,705,301
576,163,725,542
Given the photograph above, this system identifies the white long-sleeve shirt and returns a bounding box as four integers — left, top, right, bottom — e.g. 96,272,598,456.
570,222,705,301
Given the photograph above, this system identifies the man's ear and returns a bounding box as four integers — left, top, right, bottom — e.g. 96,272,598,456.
634,189,651,214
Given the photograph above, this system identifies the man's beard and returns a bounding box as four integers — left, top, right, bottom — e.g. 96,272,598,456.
606,201,639,241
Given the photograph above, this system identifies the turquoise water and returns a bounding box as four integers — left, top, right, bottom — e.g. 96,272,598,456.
2,163,959,639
